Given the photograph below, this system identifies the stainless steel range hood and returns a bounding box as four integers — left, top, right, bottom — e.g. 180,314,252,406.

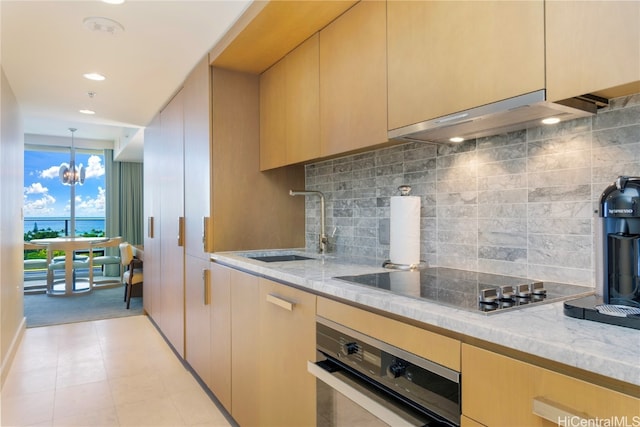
387,90,605,144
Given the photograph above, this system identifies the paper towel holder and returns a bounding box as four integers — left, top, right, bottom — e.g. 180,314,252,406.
398,185,412,196
384,185,427,270
382,260,427,270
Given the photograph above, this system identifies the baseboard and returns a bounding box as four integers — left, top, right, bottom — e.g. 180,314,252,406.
0,316,26,388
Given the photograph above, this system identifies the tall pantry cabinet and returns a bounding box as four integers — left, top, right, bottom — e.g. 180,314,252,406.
183,56,213,383
144,57,305,361
144,88,185,357
142,114,161,318
158,88,186,357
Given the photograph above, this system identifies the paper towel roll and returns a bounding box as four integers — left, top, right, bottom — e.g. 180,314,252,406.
389,195,421,265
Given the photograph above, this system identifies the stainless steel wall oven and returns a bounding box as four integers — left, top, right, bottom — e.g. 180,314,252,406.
308,317,461,427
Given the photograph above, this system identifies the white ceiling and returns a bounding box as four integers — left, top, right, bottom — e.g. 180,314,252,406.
1,0,251,162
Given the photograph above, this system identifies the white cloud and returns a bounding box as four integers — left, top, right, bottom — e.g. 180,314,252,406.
39,155,104,181
40,165,60,179
75,187,106,216
23,194,56,216
24,182,48,195
84,155,105,179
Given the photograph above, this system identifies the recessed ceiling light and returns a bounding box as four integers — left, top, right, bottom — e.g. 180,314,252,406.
83,73,106,81
102,0,125,4
542,117,561,125
79,109,96,115
83,17,125,35
449,137,465,143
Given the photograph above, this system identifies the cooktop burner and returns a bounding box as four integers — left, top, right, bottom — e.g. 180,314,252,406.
334,267,594,314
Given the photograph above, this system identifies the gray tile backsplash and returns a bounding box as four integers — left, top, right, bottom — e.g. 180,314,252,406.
304,93,640,286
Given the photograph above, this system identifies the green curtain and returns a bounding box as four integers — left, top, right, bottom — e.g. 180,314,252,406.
119,162,143,245
104,150,143,276
105,150,120,240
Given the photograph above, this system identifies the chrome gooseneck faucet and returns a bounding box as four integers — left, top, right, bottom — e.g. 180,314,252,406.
289,190,328,254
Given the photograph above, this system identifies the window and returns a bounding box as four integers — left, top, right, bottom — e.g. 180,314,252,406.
24,147,106,239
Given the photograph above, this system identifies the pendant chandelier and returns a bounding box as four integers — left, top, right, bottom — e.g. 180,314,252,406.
59,128,85,186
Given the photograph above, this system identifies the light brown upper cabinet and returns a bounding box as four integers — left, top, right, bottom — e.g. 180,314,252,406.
387,0,545,131
260,34,320,171
546,0,640,101
260,57,287,170
211,68,305,250
320,0,388,157
287,34,320,166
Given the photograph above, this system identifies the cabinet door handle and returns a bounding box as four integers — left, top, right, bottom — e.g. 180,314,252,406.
202,216,208,252
177,216,185,247
532,397,589,423
147,216,154,238
203,268,210,306
266,294,295,311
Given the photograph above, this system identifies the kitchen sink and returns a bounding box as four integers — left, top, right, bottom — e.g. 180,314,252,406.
248,254,313,263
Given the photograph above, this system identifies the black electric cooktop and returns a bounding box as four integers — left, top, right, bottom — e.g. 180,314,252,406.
334,267,594,315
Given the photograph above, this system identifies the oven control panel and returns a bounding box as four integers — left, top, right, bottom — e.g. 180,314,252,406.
316,318,461,425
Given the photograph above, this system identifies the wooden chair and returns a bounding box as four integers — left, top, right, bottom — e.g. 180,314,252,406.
119,242,143,309
88,237,123,287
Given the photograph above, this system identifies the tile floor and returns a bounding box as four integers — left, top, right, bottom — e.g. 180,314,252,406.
1,315,232,426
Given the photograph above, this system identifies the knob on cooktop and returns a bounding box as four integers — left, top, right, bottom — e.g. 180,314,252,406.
530,281,546,296
479,288,499,304
499,285,514,300
515,283,532,298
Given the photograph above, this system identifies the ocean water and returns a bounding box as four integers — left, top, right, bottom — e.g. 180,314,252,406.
24,217,105,236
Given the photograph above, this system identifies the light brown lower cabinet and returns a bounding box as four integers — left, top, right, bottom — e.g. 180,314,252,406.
210,267,317,427
461,415,486,427
229,268,260,427
209,262,231,412
204,270,639,427
259,278,317,427
185,256,211,388
461,344,640,427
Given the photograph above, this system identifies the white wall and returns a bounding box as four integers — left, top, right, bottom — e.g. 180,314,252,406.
0,66,26,387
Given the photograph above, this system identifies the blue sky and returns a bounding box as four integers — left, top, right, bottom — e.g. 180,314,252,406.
24,149,105,218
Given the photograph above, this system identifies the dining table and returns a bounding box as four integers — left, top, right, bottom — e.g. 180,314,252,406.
30,236,110,296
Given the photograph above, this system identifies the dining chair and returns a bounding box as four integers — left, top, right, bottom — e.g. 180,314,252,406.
23,242,50,289
119,242,143,309
88,236,123,287
47,251,91,292
23,242,49,270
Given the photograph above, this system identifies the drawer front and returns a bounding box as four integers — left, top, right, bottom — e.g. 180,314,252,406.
462,344,640,426
260,279,317,427
317,297,460,371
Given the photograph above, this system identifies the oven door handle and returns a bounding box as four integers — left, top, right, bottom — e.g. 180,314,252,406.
307,361,427,427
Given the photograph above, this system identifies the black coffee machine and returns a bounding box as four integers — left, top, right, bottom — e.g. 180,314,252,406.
565,176,640,329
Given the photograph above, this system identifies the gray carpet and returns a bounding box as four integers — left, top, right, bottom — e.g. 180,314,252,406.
24,285,143,328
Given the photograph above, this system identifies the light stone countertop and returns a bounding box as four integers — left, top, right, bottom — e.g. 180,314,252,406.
211,249,640,387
